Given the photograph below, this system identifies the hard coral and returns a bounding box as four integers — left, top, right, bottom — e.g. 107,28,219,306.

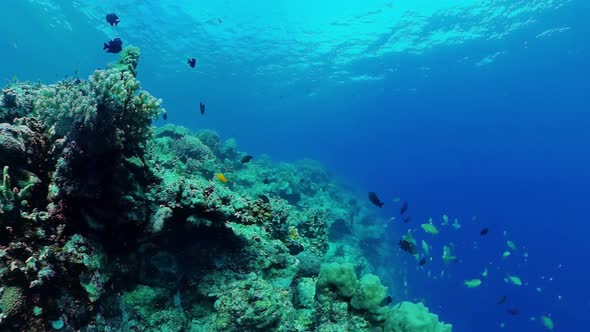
214,273,289,331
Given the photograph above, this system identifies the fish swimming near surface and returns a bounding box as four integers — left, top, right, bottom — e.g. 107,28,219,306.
480,227,489,236
187,58,196,68
106,13,120,26
200,102,206,115
497,295,507,304
240,155,254,163
103,38,123,53
368,192,384,208
400,201,408,215
216,173,227,183
399,239,417,255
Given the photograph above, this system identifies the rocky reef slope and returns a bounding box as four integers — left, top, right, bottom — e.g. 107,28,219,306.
0,48,451,332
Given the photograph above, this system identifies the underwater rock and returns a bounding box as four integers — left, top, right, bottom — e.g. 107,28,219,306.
384,302,452,332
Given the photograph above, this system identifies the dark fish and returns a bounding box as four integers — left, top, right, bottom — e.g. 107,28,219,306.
200,102,205,115
497,295,507,304
403,216,411,223
506,308,519,316
74,78,81,85
399,239,417,255
103,38,123,53
162,113,168,121
379,296,392,306
218,18,223,23
263,178,271,184
400,201,408,215
187,58,196,68
418,257,428,266
368,192,384,208
106,13,120,26
241,155,254,163
480,227,489,236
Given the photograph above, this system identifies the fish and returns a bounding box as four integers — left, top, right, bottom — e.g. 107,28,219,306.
379,296,392,306
442,245,457,264
418,257,428,266
420,222,439,235
421,240,430,256
289,227,298,240
187,58,196,68
507,240,517,251
497,295,507,304
403,216,411,223
106,13,120,26
506,308,520,316
540,316,554,330
162,113,168,121
200,102,206,115
480,227,489,235
216,173,228,183
400,201,408,215
368,192,384,208
240,155,254,163
505,275,522,286
464,278,482,288
103,38,123,53
399,239,417,255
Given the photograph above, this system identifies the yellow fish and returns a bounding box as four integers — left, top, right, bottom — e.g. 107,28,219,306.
289,227,298,240
216,173,228,183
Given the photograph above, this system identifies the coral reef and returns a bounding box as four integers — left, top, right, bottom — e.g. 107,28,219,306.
0,48,452,331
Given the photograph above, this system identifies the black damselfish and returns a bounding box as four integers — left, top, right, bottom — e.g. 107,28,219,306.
368,192,384,208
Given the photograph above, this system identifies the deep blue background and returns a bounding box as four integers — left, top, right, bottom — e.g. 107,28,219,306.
1,0,588,330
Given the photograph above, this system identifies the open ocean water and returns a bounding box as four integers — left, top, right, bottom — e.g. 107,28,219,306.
1,0,588,331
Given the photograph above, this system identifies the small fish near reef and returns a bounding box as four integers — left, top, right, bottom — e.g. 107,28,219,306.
106,13,120,26
240,155,254,163
399,239,417,255
162,112,168,121
480,227,489,236
379,296,392,306
187,58,197,68
289,227,299,240
103,38,123,53
368,192,384,208
216,173,228,183
400,201,408,215
497,295,507,304
418,257,428,266
403,216,411,223
200,102,206,115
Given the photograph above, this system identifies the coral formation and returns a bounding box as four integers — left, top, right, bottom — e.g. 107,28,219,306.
0,47,452,331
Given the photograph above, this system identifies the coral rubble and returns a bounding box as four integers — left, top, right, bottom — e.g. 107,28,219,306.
0,48,451,331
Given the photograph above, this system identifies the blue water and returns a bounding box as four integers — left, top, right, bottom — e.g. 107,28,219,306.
1,0,588,330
